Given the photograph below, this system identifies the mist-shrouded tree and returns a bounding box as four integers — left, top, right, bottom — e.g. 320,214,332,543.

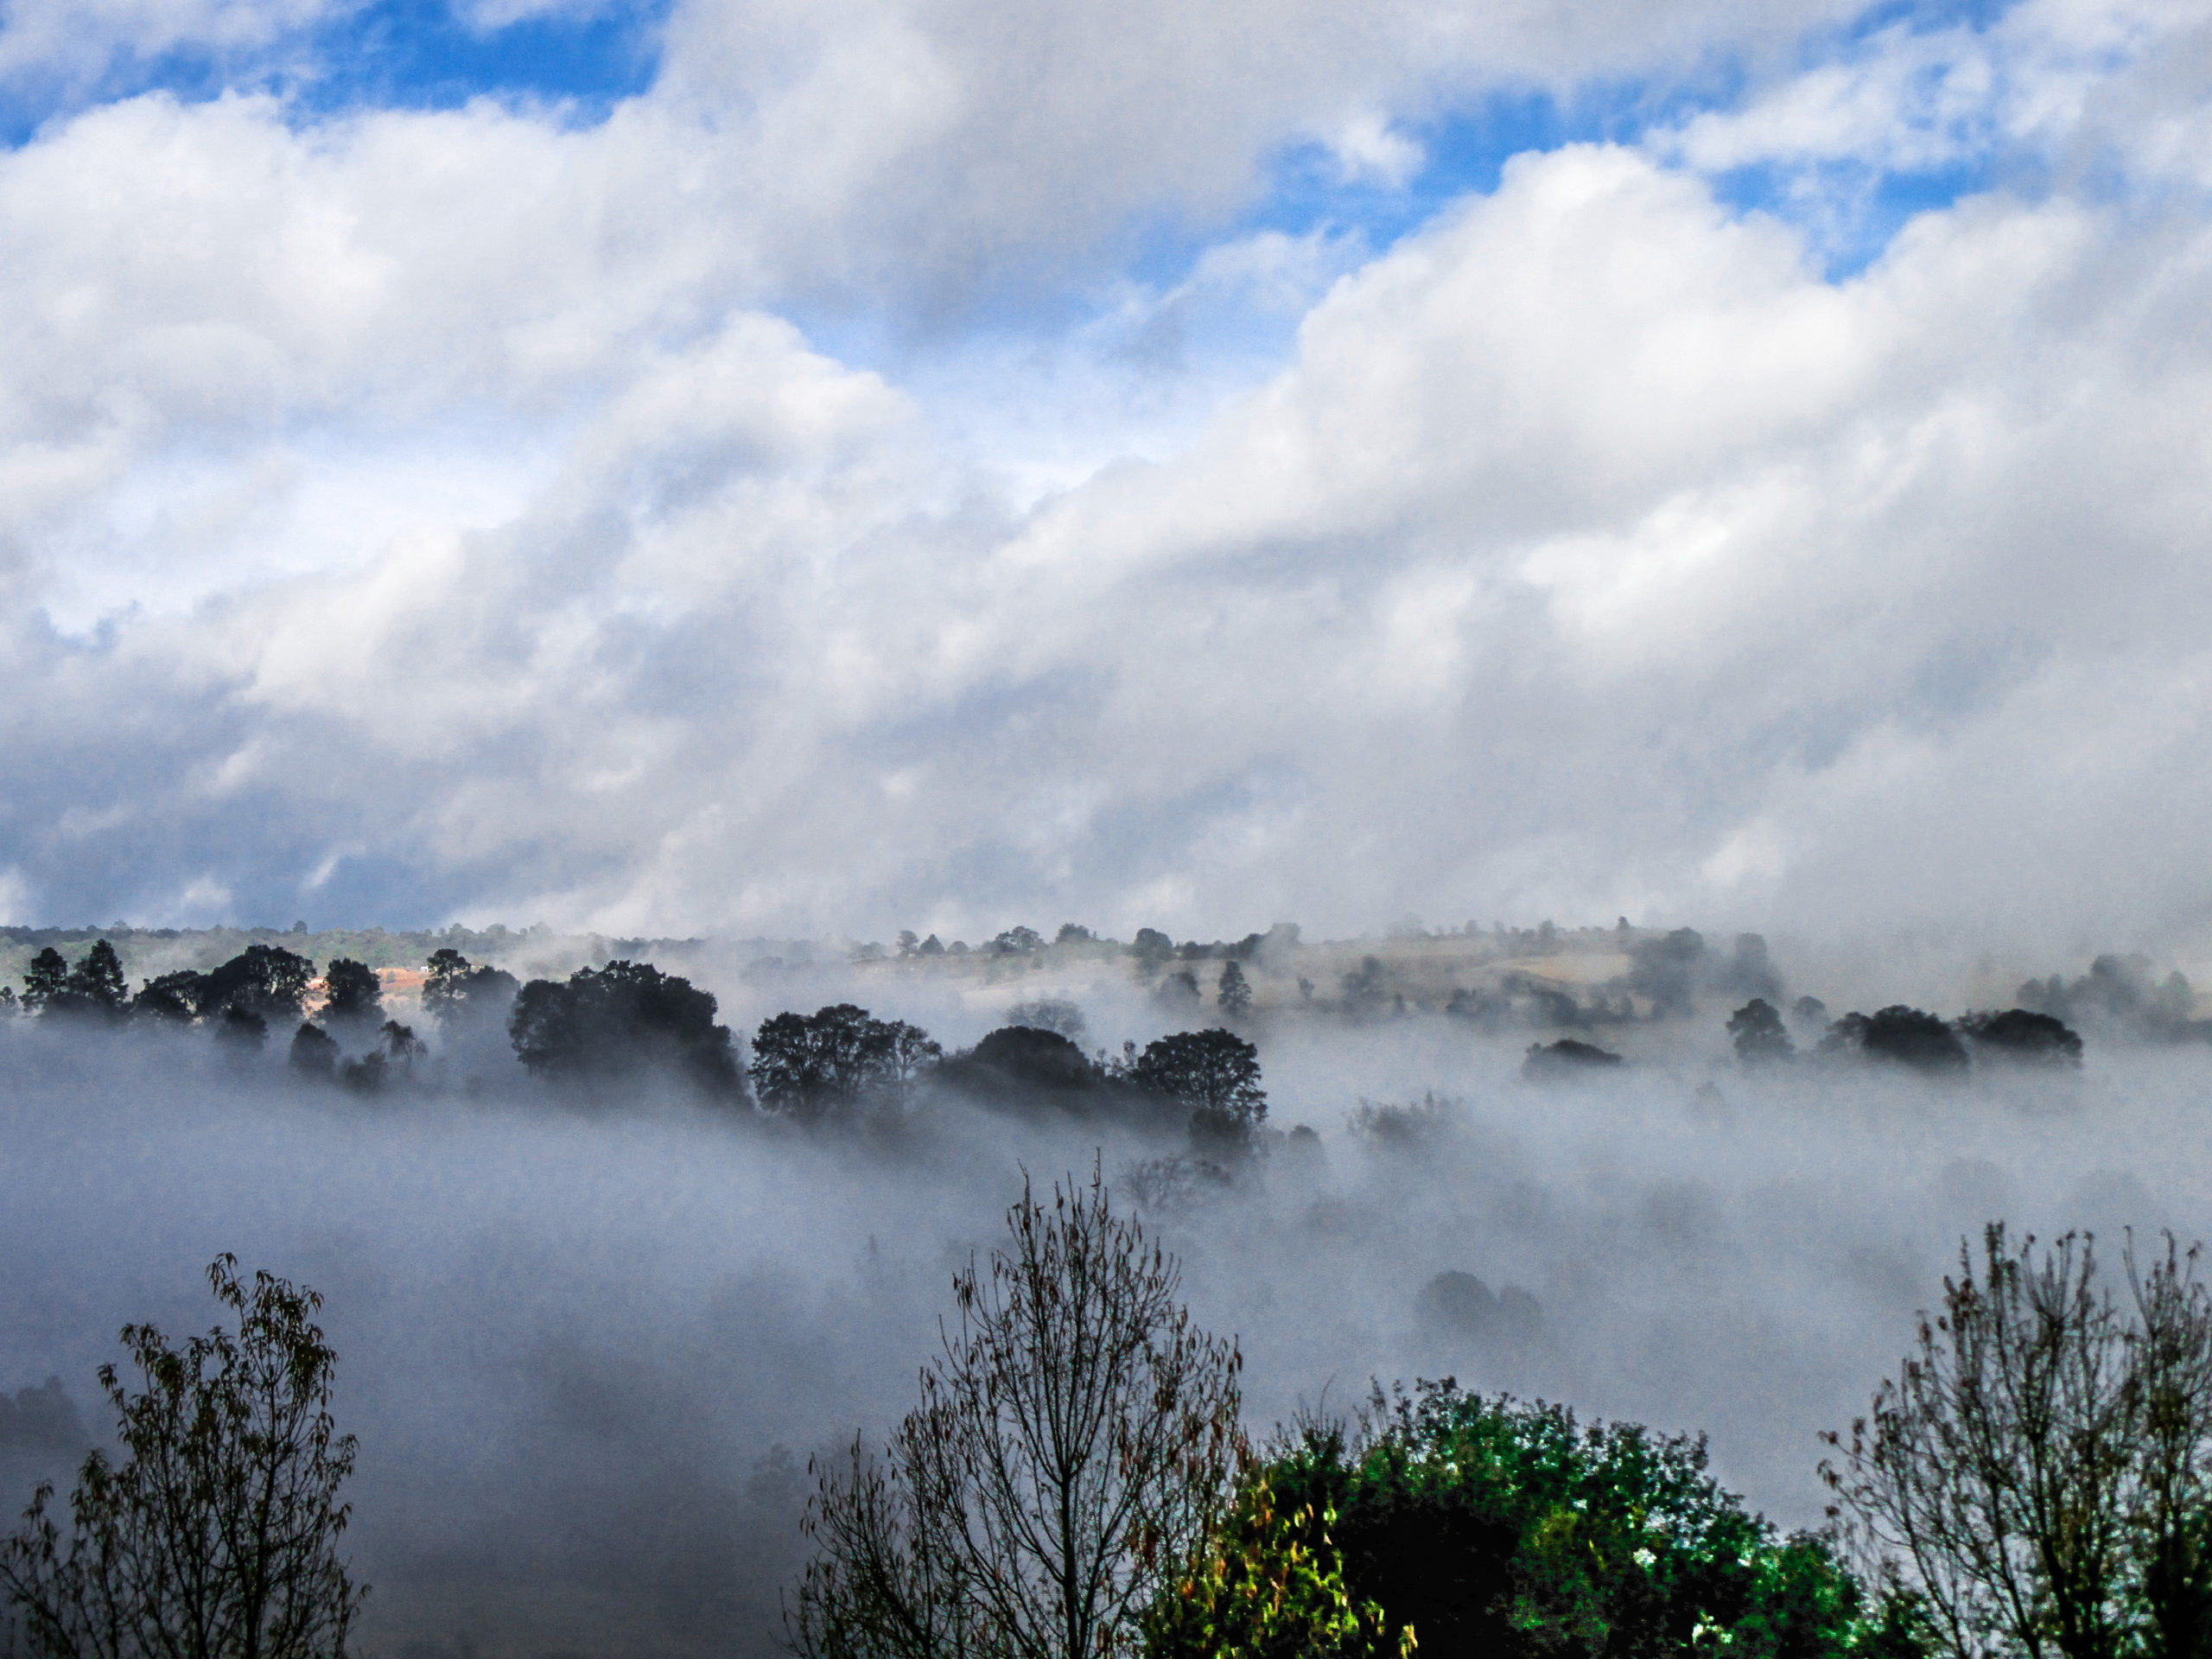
214,1007,268,1053
1002,1000,1087,1044
789,1172,1243,1659
749,1005,938,1118
509,960,744,1100
289,1022,340,1080
0,1255,365,1659
1134,1030,1265,1128
422,950,518,1032
202,946,315,1024
1957,1009,2084,1067
21,948,67,1014
1822,1225,2212,1659
130,973,207,1027
317,960,381,1027
1132,929,1174,973
1216,962,1252,1017
47,942,129,1021
340,1021,427,1094
1727,998,1796,1064
1628,927,1706,1017
1820,1007,1970,1075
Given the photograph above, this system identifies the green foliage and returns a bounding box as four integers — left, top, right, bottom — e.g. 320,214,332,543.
1144,1472,1414,1659
1243,1382,1913,1659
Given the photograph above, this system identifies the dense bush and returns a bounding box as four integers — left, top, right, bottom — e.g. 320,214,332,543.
1225,1382,1916,1659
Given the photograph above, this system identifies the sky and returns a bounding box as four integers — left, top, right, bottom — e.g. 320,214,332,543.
1,0,2209,957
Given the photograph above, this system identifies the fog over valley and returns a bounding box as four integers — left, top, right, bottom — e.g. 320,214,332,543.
0,920,2205,1655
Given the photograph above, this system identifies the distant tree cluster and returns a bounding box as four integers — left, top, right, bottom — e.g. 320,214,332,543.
1722,998,2085,1073
510,959,742,1100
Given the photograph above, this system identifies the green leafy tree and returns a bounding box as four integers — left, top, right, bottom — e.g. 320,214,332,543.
0,1255,366,1659
1144,1471,1413,1659
1255,1382,1902,1659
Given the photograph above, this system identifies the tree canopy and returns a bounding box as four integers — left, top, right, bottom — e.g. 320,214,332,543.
509,959,744,1100
748,1004,938,1116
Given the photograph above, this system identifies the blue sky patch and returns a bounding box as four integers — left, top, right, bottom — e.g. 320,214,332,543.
0,0,667,146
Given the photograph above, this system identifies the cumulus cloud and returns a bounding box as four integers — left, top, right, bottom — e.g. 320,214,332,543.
0,0,2209,962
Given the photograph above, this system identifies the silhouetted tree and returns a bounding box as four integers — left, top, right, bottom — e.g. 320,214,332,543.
748,1004,938,1117
992,927,1043,956
951,1027,1100,1098
1133,1029,1267,1153
790,1173,1243,1659
1821,1007,1969,1074
1958,1008,2084,1067
20,949,67,1015
289,1023,340,1081
130,972,207,1026
422,951,518,1032
1132,929,1174,972
918,935,946,957
1521,1039,1624,1081
202,946,315,1023
510,960,743,1100
0,1255,365,1659
1726,998,1795,1065
1054,924,1095,945
319,960,381,1027
1217,961,1252,1016
46,942,128,1021
1824,1227,2212,1659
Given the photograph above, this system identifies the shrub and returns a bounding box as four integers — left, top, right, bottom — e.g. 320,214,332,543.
1249,1382,1903,1659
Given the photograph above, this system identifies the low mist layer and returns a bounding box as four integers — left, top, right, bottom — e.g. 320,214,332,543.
0,923,2206,1656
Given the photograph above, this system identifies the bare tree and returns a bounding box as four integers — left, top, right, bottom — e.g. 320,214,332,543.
1822,1224,2212,1659
791,1171,1244,1659
1,1255,365,1659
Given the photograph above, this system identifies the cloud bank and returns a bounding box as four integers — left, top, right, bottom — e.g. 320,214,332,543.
0,0,2207,963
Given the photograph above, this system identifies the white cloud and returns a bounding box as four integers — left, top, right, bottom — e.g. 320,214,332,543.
0,0,2210,965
